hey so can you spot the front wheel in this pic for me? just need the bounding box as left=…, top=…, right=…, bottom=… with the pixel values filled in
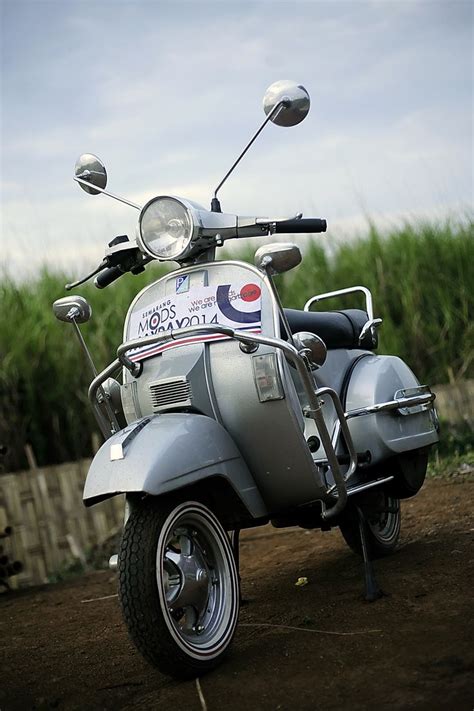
left=339, top=491, right=401, bottom=559
left=118, top=498, right=239, bottom=679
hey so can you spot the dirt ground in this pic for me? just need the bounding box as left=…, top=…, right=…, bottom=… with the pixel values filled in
left=1, top=476, right=473, bottom=711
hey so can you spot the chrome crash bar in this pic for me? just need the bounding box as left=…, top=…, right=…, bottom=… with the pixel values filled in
left=88, top=358, right=122, bottom=437
left=89, top=324, right=354, bottom=520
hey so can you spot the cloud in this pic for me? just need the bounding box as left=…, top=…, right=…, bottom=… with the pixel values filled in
left=1, top=0, right=472, bottom=276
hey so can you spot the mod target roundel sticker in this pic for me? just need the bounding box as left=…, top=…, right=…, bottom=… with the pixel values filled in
left=216, top=284, right=262, bottom=324
left=149, top=312, right=161, bottom=329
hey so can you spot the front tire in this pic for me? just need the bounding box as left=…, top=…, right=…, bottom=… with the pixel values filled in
left=339, top=491, right=401, bottom=559
left=118, top=498, right=239, bottom=679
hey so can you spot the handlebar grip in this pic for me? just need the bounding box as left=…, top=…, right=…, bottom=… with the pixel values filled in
left=274, top=218, right=327, bottom=234
left=94, top=266, right=124, bottom=289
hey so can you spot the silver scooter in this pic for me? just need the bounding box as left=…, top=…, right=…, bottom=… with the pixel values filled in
left=53, top=81, right=438, bottom=679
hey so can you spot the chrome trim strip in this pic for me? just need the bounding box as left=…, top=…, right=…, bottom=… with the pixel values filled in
left=346, top=476, right=395, bottom=496
left=345, top=392, right=435, bottom=420
left=109, top=417, right=152, bottom=460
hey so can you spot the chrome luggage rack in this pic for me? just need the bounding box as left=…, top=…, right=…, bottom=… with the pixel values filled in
left=304, top=285, right=382, bottom=345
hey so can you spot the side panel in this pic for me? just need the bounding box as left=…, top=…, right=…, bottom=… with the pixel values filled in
left=83, top=413, right=268, bottom=519
left=345, top=355, right=438, bottom=463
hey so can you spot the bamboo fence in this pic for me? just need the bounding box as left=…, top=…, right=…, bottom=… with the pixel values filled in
left=433, top=379, right=474, bottom=425
left=0, top=458, right=123, bottom=588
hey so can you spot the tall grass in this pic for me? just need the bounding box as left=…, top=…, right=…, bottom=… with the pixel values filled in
left=0, top=263, right=170, bottom=471
left=0, top=220, right=472, bottom=471
left=278, top=220, right=473, bottom=384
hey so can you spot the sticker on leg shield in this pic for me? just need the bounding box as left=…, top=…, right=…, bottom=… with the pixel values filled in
left=176, top=275, right=190, bottom=293
left=127, top=279, right=263, bottom=361
left=216, top=284, right=261, bottom=323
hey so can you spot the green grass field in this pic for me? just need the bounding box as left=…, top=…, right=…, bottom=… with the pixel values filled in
left=1, top=219, right=472, bottom=471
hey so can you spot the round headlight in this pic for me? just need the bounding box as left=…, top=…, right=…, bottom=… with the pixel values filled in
left=139, top=196, right=194, bottom=260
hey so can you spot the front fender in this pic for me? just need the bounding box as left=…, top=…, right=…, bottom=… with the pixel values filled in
left=83, top=413, right=267, bottom=519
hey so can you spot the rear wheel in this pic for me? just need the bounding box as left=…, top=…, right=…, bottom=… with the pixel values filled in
left=388, top=449, right=429, bottom=499
left=339, top=490, right=401, bottom=559
left=118, top=498, right=239, bottom=679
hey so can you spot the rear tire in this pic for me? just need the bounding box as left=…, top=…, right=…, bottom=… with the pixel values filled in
left=339, top=491, right=401, bottom=559
left=118, top=497, right=239, bottom=679
left=387, top=449, right=429, bottom=499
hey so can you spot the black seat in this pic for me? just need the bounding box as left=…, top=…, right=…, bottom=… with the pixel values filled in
left=284, top=308, right=377, bottom=350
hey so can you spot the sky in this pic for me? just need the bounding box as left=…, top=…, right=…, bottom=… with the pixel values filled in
left=1, top=0, right=472, bottom=276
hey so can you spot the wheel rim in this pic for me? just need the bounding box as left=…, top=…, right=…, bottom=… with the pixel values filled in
left=367, top=494, right=400, bottom=544
left=156, top=502, right=238, bottom=659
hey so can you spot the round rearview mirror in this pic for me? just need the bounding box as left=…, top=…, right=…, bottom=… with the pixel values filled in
left=263, top=80, right=310, bottom=127
left=254, top=243, right=302, bottom=275
left=293, top=331, right=327, bottom=369
left=53, top=295, right=92, bottom=324
left=75, top=153, right=107, bottom=195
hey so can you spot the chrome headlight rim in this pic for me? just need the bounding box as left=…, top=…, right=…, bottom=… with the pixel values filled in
left=138, top=195, right=197, bottom=261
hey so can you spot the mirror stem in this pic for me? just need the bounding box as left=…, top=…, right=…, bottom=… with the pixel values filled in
left=71, top=318, right=98, bottom=378
left=211, top=101, right=286, bottom=211
left=263, top=271, right=296, bottom=347
left=73, top=177, right=142, bottom=210
left=70, top=318, right=120, bottom=433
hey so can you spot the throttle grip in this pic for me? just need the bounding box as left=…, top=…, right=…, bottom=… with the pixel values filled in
left=94, top=266, right=123, bottom=289
left=274, top=218, right=327, bottom=234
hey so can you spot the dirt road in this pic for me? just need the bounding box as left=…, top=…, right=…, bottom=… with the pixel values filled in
left=1, top=477, right=473, bottom=710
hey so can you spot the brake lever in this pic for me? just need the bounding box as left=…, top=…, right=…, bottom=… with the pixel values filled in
left=65, top=242, right=150, bottom=291
left=255, top=212, right=303, bottom=226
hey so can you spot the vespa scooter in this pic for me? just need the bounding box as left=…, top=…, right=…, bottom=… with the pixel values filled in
left=53, top=80, right=438, bottom=679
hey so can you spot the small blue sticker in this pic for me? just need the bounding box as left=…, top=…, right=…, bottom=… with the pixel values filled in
left=176, top=275, right=190, bottom=293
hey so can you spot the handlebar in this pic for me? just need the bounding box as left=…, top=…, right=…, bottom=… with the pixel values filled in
left=71, top=214, right=327, bottom=291
left=95, top=266, right=124, bottom=289
left=273, top=218, right=327, bottom=234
